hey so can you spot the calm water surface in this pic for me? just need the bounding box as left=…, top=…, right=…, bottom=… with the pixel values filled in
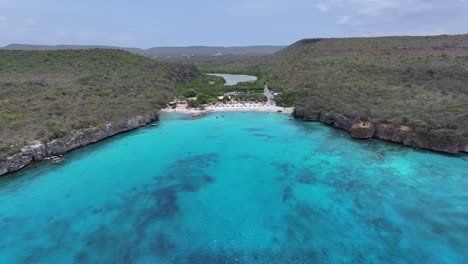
left=0, top=112, right=467, bottom=263
left=206, top=73, right=258, bottom=86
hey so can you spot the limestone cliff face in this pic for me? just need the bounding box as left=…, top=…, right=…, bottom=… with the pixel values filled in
left=461, top=139, right=468, bottom=153
left=293, top=107, right=468, bottom=154
left=351, top=123, right=376, bottom=139
left=375, top=124, right=465, bottom=154
left=293, top=108, right=354, bottom=132
left=319, top=112, right=354, bottom=132
left=0, top=113, right=158, bottom=176
left=292, top=107, right=320, bottom=121
left=375, top=124, right=416, bottom=146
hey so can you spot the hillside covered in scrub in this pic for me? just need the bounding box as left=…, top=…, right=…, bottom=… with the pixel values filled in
left=262, top=35, right=468, bottom=153
left=0, top=49, right=200, bottom=157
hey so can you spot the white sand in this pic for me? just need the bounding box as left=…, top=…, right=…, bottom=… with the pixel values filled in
left=160, top=103, right=293, bottom=114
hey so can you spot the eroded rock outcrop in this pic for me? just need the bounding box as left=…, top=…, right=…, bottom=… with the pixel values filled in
left=21, top=141, right=47, bottom=161
left=319, top=112, right=354, bottom=132
left=293, top=108, right=468, bottom=154
left=351, top=122, right=376, bottom=139
left=375, top=124, right=416, bottom=146
left=0, top=113, right=158, bottom=176
left=0, top=154, right=33, bottom=176
left=410, top=128, right=463, bottom=154
left=292, top=107, right=320, bottom=121
left=375, top=124, right=464, bottom=154
left=460, top=137, right=468, bottom=153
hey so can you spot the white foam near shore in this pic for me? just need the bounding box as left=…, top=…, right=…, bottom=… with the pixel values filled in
left=160, top=103, right=293, bottom=114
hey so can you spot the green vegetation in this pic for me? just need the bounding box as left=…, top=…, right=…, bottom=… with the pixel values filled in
left=4, top=35, right=466, bottom=155
left=0, top=49, right=200, bottom=156
left=261, top=35, right=468, bottom=135
left=162, top=54, right=265, bottom=76
left=177, top=75, right=226, bottom=97
left=175, top=74, right=266, bottom=107
left=174, top=35, right=468, bottom=145
left=162, top=53, right=272, bottom=106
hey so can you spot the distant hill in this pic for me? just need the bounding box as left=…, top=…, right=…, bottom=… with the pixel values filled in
left=1, top=44, right=285, bottom=58
left=263, top=34, right=468, bottom=153
left=142, top=46, right=285, bottom=57
left=1, top=44, right=140, bottom=53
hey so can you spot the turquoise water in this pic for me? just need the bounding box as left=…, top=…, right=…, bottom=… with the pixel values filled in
left=0, top=112, right=467, bottom=263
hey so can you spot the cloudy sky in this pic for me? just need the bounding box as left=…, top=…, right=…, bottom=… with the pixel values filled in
left=0, top=0, right=467, bottom=48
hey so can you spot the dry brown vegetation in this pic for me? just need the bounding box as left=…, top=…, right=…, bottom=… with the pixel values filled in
left=0, top=49, right=200, bottom=156
left=263, top=35, right=468, bottom=141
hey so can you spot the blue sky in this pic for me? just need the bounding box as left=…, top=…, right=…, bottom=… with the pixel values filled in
left=1, top=0, right=467, bottom=48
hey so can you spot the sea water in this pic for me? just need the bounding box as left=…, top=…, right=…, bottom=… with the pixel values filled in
left=0, top=112, right=467, bottom=263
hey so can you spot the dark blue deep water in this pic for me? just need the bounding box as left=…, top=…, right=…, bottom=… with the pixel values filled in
left=0, top=112, right=467, bottom=263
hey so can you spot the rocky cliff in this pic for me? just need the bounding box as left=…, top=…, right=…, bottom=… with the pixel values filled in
left=292, top=107, right=468, bottom=154
left=0, top=113, right=158, bottom=176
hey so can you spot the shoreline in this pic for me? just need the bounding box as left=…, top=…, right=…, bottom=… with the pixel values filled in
left=164, top=105, right=467, bottom=154
left=0, top=113, right=159, bottom=177
left=0, top=108, right=292, bottom=177
left=2, top=107, right=466, bottom=177
left=293, top=108, right=468, bottom=155
left=160, top=104, right=294, bottom=114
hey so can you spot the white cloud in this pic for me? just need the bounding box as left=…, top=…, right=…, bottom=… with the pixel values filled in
left=348, top=0, right=433, bottom=16
left=0, top=15, right=6, bottom=21
left=352, top=0, right=398, bottom=16
left=337, top=16, right=351, bottom=25
left=316, top=3, right=329, bottom=12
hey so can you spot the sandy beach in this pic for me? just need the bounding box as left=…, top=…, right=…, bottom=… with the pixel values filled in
left=160, top=103, right=293, bottom=114
left=160, top=73, right=294, bottom=115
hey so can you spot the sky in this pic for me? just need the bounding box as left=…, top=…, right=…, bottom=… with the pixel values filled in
left=1, top=0, right=468, bottom=48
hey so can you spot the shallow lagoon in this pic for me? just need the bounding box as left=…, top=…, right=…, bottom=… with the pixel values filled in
left=0, top=112, right=467, bottom=263
left=207, top=73, right=258, bottom=86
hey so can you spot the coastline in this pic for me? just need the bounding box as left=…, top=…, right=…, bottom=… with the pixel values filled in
left=0, top=113, right=159, bottom=177
left=160, top=103, right=294, bottom=114
left=164, top=104, right=466, bottom=154
left=0, top=106, right=292, bottom=177
left=2, top=105, right=466, bottom=177
left=293, top=107, right=468, bottom=155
